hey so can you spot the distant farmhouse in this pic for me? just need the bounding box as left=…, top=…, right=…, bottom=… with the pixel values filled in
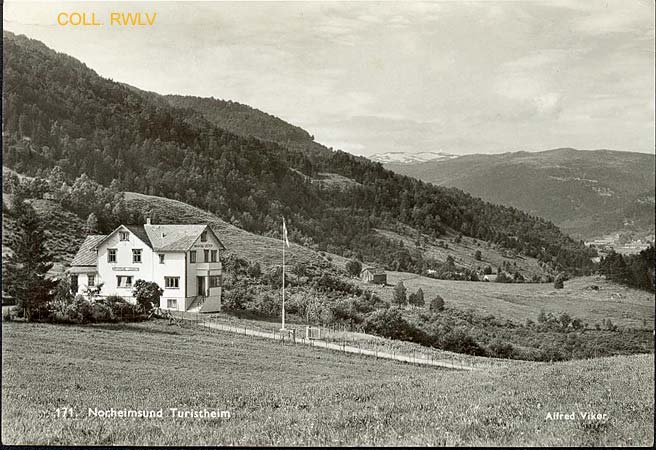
left=360, top=267, right=387, bottom=285
left=69, top=219, right=225, bottom=313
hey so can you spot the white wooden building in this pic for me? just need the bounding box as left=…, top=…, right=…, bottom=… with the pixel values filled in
left=69, top=219, right=225, bottom=312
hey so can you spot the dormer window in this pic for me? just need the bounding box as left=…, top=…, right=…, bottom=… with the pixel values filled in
left=119, top=231, right=130, bottom=241
left=200, top=231, right=207, bottom=242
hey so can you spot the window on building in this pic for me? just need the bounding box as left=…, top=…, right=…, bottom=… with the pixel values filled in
left=189, top=251, right=196, bottom=263
left=70, top=275, right=78, bottom=293
left=200, top=231, right=207, bottom=242
left=210, top=250, right=217, bottom=262
left=209, top=275, right=221, bottom=288
left=204, top=250, right=209, bottom=262
left=88, top=275, right=95, bottom=287
left=117, top=276, right=133, bottom=288
left=119, top=231, right=130, bottom=241
left=165, top=277, right=180, bottom=289
left=167, top=298, right=177, bottom=309
left=159, top=254, right=165, bottom=264
left=132, top=249, right=142, bottom=263
left=108, top=249, right=117, bottom=263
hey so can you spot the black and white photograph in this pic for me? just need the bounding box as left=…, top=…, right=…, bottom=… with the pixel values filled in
left=1, top=0, right=654, bottom=446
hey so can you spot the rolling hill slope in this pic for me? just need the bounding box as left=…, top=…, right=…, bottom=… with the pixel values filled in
left=384, top=148, right=655, bottom=240
left=123, top=192, right=335, bottom=269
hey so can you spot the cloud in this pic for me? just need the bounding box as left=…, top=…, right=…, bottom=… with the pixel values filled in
left=2, top=0, right=653, bottom=156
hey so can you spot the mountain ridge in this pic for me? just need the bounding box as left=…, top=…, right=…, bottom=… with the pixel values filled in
left=384, top=148, right=655, bottom=240
left=368, top=151, right=458, bottom=165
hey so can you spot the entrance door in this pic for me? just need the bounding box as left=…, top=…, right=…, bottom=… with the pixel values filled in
left=197, top=276, right=206, bottom=296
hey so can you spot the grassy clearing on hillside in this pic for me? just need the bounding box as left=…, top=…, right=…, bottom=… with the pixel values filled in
left=2, top=321, right=653, bottom=446
left=124, top=192, right=335, bottom=269
left=376, top=226, right=546, bottom=278
left=356, top=273, right=654, bottom=330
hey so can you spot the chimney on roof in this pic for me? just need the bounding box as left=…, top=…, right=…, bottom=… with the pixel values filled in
left=146, top=217, right=151, bottom=225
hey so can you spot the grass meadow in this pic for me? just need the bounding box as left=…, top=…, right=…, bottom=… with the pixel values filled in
left=359, top=273, right=655, bottom=330
left=2, top=320, right=653, bottom=446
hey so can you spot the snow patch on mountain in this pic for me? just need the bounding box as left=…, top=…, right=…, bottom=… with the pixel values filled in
left=368, top=151, right=459, bottom=164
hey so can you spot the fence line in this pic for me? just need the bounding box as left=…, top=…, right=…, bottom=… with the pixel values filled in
left=164, top=311, right=486, bottom=371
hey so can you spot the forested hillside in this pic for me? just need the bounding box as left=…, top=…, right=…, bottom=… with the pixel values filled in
left=2, top=31, right=596, bottom=275
left=165, top=94, right=316, bottom=148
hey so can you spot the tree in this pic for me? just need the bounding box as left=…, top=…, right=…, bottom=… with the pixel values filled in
left=429, top=295, right=444, bottom=312
left=496, top=272, right=512, bottom=283
left=247, top=261, right=262, bottom=278
left=363, top=307, right=412, bottom=340
left=559, top=312, right=572, bottom=330
left=409, top=288, right=425, bottom=308
left=346, top=259, right=362, bottom=277
left=85, top=212, right=99, bottom=234
left=484, top=265, right=493, bottom=275
left=554, top=273, right=565, bottom=289
left=393, top=281, right=407, bottom=305
left=132, top=280, right=163, bottom=312
left=537, top=309, right=547, bottom=323
left=2, top=196, right=56, bottom=320
left=474, top=250, right=482, bottom=261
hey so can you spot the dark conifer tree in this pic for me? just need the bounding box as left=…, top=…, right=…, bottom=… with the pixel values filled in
left=2, top=193, right=56, bottom=320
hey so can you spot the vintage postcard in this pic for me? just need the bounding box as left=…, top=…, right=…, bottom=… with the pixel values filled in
left=2, top=0, right=654, bottom=446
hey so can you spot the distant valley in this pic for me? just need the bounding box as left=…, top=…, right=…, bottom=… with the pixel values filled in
left=382, top=148, right=655, bottom=241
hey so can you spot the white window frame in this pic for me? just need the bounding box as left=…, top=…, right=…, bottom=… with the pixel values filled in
left=119, top=231, right=130, bottom=241
left=210, top=250, right=217, bottom=262
left=132, top=249, right=142, bottom=264
left=164, top=276, right=180, bottom=289
left=87, top=274, right=95, bottom=287
left=189, top=251, right=196, bottom=264
left=167, top=298, right=177, bottom=309
left=159, top=254, right=165, bottom=264
left=200, top=231, right=207, bottom=242
left=108, top=248, right=117, bottom=263
left=204, top=249, right=209, bottom=262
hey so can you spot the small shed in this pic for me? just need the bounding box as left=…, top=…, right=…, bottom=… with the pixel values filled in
left=360, top=267, right=387, bottom=285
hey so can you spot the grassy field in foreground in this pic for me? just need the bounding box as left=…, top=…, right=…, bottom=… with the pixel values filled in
left=355, top=273, right=654, bottom=330
left=2, top=321, right=653, bottom=446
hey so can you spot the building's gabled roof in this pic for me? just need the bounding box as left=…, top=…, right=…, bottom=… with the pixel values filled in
left=361, top=267, right=386, bottom=275
left=144, top=224, right=226, bottom=251
left=82, top=223, right=226, bottom=256
left=125, top=225, right=153, bottom=249
left=70, top=235, right=106, bottom=266
left=93, top=224, right=153, bottom=251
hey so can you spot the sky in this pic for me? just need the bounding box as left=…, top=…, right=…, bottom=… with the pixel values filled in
left=3, top=0, right=655, bottom=156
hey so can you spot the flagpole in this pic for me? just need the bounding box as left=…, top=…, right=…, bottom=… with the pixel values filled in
left=282, top=218, right=286, bottom=331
